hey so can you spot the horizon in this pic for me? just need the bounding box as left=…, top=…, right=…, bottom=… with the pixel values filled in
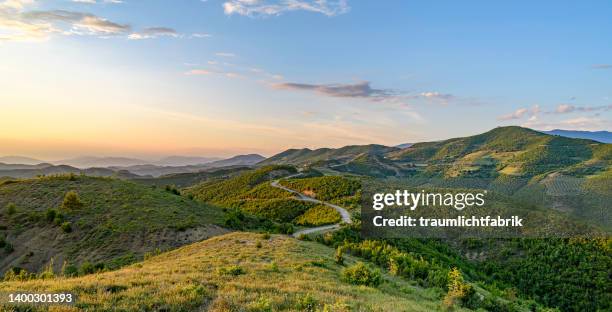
left=1, top=126, right=610, bottom=162
left=1, top=0, right=611, bottom=159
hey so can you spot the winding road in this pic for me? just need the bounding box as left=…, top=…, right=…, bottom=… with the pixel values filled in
left=270, top=175, right=352, bottom=237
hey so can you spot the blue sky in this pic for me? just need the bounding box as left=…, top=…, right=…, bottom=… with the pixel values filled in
left=0, top=0, right=610, bottom=158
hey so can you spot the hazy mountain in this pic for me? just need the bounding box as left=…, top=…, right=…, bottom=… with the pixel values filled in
left=0, top=156, right=45, bottom=165
left=53, top=156, right=149, bottom=168
left=155, top=156, right=221, bottom=166
left=0, top=164, right=141, bottom=179
left=542, top=129, right=612, bottom=143
left=207, top=154, right=265, bottom=167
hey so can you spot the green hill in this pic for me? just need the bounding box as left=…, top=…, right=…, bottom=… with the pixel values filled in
left=0, top=232, right=490, bottom=312
left=259, top=144, right=399, bottom=166
left=389, top=126, right=607, bottom=178
left=132, top=166, right=250, bottom=188
left=0, top=175, right=226, bottom=275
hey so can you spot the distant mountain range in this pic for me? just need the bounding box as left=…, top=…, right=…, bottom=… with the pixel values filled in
left=0, top=154, right=265, bottom=178
left=541, top=129, right=612, bottom=143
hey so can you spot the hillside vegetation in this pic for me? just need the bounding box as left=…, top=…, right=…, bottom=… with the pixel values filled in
left=0, top=175, right=226, bottom=275
left=0, top=232, right=467, bottom=312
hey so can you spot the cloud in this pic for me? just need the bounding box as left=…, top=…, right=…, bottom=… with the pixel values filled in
left=0, top=1, right=178, bottom=41
left=71, top=0, right=123, bottom=4
left=555, top=104, right=575, bottom=113
left=128, top=27, right=178, bottom=40
left=498, top=107, right=529, bottom=120
left=215, top=52, right=236, bottom=57
left=523, top=116, right=611, bottom=131
left=552, top=104, right=612, bottom=114
left=591, top=64, right=612, bottom=70
left=272, top=81, right=398, bottom=101
left=223, top=0, right=349, bottom=17
left=185, top=68, right=243, bottom=79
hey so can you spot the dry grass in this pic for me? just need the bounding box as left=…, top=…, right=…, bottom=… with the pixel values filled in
left=0, top=232, right=456, bottom=311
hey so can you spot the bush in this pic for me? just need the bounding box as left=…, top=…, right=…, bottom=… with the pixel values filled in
left=295, top=293, right=318, bottom=311
left=4, top=242, right=14, bottom=253
left=217, top=265, right=245, bottom=276
left=6, top=202, right=16, bottom=215
left=341, top=262, right=382, bottom=287
left=62, top=191, right=83, bottom=210
left=3, top=267, right=33, bottom=281
left=443, top=267, right=475, bottom=309
left=60, top=221, right=72, bottom=233
left=61, top=263, right=79, bottom=277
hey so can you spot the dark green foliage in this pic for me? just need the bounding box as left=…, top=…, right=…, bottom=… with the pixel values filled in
left=185, top=165, right=296, bottom=203
left=61, top=263, right=79, bottom=277
left=165, top=184, right=181, bottom=195
left=341, top=262, right=382, bottom=287
left=5, top=202, right=16, bottom=215
left=235, top=198, right=314, bottom=223
left=61, top=221, right=72, bottom=233
left=217, top=265, right=245, bottom=276
left=294, top=205, right=341, bottom=226
left=281, top=176, right=360, bottom=201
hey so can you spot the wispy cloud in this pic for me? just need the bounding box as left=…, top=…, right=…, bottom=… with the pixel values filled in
left=551, top=103, right=612, bottom=114
left=498, top=107, right=530, bottom=120
left=223, top=0, right=349, bottom=17
left=71, top=0, right=123, bottom=4
left=0, top=0, right=180, bottom=41
left=215, top=52, right=236, bottom=57
left=523, top=116, right=611, bottom=131
left=498, top=104, right=611, bottom=120
left=591, top=64, right=612, bottom=70
left=272, top=81, right=397, bottom=100
left=185, top=68, right=244, bottom=79
left=128, top=27, right=178, bottom=40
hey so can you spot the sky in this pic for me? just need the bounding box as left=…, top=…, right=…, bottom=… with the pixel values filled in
left=0, top=0, right=611, bottom=159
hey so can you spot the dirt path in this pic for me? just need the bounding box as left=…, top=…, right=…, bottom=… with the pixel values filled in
left=270, top=175, right=352, bottom=237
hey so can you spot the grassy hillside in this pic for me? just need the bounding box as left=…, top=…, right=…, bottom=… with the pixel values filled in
left=133, top=166, right=250, bottom=188
left=0, top=232, right=470, bottom=312
left=0, top=175, right=226, bottom=275
left=260, top=144, right=399, bottom=166
left=389, top=126, right=607, bottom=179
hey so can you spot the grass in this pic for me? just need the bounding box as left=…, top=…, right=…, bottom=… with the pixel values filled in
left=0, top=232, right=462, bottom=311
left=0, top=175, right=226, bottom=275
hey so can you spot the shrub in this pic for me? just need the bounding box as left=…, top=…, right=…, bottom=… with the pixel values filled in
left=341, top=262, right=382, bottom=287
left=295, top=293, right=318, bottom=311
left=60, top=221, right=72, bottom=233
left=217, top=265, right=245, bottom=276
left=0, top=235, right=5, bottom=248
left=62, top=191, right=83, bottom=210
left=335, top=246, right=345, bottom=265
left=45, top=209, right=58, bottom=222
left=4, top=243, right=14, bottom=253
left=3, top=267, right=33, bottom=281
left=61, top=262, right=79, bottom=277
left=443, top=267, right=475, bottom=309
left=256, top=241, right=263, bottom=248
left=6, top=202, right=16, bottom=215
left=261, top=233, right=271, bottom=240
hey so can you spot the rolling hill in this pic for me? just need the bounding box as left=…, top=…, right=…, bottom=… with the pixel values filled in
left=0, top=175, right=226, bottom=274
left=0, top=232, right=482, bottom=311
left=259, top=144, right=399, bottom=166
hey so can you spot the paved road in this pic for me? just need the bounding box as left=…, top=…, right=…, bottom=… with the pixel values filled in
left=270, top=175, right=352, bottom=237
